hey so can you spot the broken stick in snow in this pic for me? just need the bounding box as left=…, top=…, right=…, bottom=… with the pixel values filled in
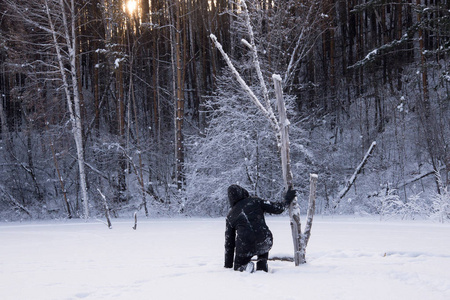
left=302, top=174, right=318, bottom=250
left=132, top=212, right=137, bottom=230
left=97, top=188, right=112, bottom=229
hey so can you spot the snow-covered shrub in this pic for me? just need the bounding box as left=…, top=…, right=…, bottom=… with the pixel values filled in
left=432, top=188, right=450, bottom=223
left=366, top=190, right=432, bottom=220
left=356, top=189, right=402, bottom=220
left=401, top=192, right=431, bottom=220
left=377, top=190, right=403, bottom=220
left=342, top=188, right=399, bottom=217
left=431, top=171, right=450, bottom=223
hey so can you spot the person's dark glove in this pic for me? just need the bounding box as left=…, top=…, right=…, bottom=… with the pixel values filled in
left=284, top=186, right=296, bottom=206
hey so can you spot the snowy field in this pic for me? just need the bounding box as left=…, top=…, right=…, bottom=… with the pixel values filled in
left=1, top=216, right=449, bottom=300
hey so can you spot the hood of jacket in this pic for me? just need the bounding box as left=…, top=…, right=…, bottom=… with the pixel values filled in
left=227, top=184, right=249, bottom=207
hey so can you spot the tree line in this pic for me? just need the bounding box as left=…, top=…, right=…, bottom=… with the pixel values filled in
left=0, top=0, right=449, bottom=220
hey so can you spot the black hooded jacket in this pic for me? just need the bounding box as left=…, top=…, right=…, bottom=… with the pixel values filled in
left=224, top=185, right=285, bottom=269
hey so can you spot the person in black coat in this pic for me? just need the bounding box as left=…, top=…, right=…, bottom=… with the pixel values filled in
left=224, top=184, right=296, bottom=272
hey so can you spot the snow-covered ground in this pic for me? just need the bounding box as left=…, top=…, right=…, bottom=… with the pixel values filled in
left=1, top=216, right=449, bottom=300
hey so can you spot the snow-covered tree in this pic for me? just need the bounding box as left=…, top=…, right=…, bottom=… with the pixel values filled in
left=208, top=0, right=319, bottom=265
left=184, top=71, right=307, bottom=215
left=3, top=0, right=89, bottom=218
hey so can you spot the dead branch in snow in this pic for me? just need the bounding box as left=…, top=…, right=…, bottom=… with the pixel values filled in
left=334, top=141, right=377, bottom=208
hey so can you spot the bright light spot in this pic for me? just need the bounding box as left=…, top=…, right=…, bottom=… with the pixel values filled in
left=126, top=0, right=137, bottom=14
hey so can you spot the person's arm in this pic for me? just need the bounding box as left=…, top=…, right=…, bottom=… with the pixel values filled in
left=260, top=200, right=285, bottom=214
left=224, top=220, right=235, bottom=268
left=260, top=187, right=297, bottom=214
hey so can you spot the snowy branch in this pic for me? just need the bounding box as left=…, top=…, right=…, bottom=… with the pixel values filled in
left=336, top=141, right=377, bottom=206
left=349, top=33, right=411, bottom=69
left=210, top=34, right=281, bottom=142
left=240, top=0, right=272, bottom=112
left=241, top=39, right=252, bottom=50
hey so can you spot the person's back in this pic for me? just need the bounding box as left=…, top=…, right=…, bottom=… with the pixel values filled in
left=224, top=184, right=295, bottom=272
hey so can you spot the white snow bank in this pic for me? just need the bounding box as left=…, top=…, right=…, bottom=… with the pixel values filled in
left=0, top=216, right=449, bottom=299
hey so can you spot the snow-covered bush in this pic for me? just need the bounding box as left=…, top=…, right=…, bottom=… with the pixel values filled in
left=401, top=192, right=432, bottom=220
left=352, top=188, right=402, bottom=219
left=345, top=189, right=432, bottom=220
left=432, top=188, right=450, bottom=223
left=431, top=171, right=450, bottom=223
left=377, top=190, right=403, bottom=220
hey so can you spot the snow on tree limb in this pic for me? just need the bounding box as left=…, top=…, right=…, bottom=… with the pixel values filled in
left=241, top=39, right=252, bottom=49
left=272, top=74, right=282, bottom=82
left=239, top=0, right=283, bottom=140
left=209, top=34, right=265, bottom=114
left=349, top=34, right=410, bottom=69
left=240, top=1, right=272, bottom=113
left=209, top=34, right=281, bottom=142
left=283, top=3, right=314, bottom=85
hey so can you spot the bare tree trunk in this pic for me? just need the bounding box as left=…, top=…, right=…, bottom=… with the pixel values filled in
left=67, top=0, right=89, bottom=219
left=274, top=75, right=318, bottom=265
left=45, top=0, right=89, bottom=218
left=116, top=51, right=127, bottom=203
left=415, top=0, right=441, bottom=193
left=273, top=75, right=302, bottom=264
left=97, top=188, right=112, bottom=229
left=132, top=211, right=138, bottom=230
left=303, top=174, right=318, bottom=248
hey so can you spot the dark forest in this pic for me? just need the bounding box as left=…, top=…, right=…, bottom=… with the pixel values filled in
left=0, top=0, right=449, bottom=220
